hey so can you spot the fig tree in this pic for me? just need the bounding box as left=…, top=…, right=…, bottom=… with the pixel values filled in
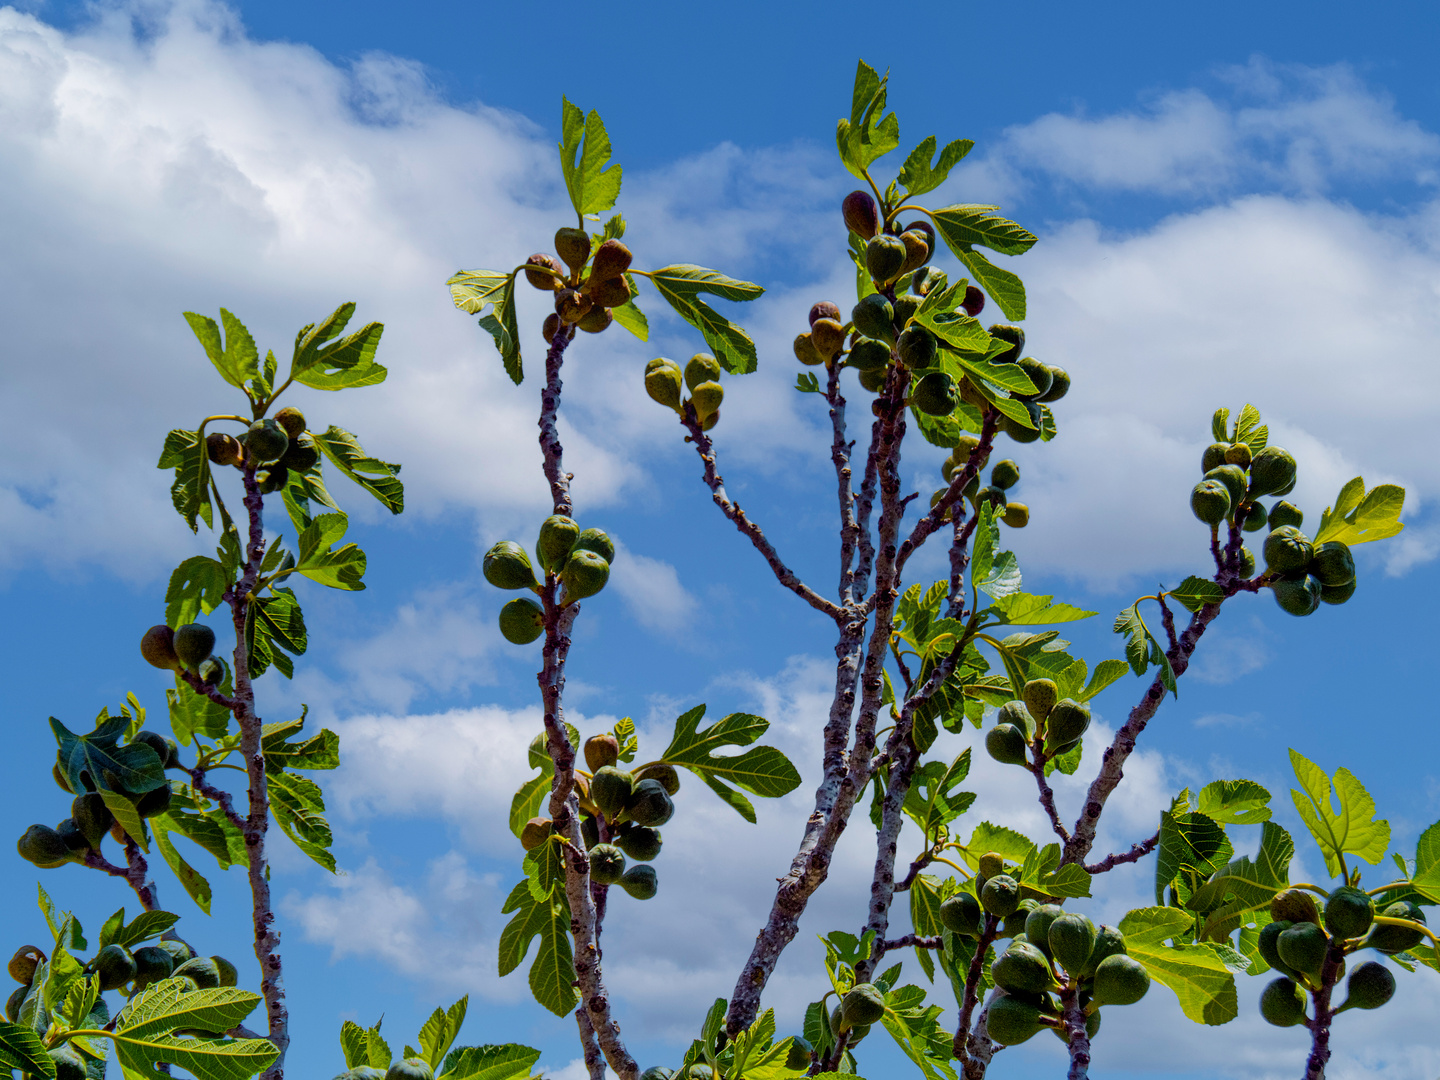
left=911, top=371, right=957, bottom=417
left=809, top=301, right=841, bottom=326
left=1264, top=526, right=1314, bottom=574
left=1324, top=886, right=1375, bottom=940
left=646, top=359, right=684, bottom=409
left=616, top=825, right=662, bottom=862
left=987, top=324, right=1025, bottom=364
left=839, top=983, right=886, bottom=1030
left=523, top=253, right=563, bottom=290
left=1365, top=901, right=1427, bottom=953
left=625, top=778, right=674, bottom=827
left=18, top=825, right=70, bottom=868
left=685, top=353, right=722, bottom=391
left=1015, top=356, right=1052, bottom=399
left=991, top=460, right=1021, bottom=491
left=842, top=191, right=879, bottom=238
left=246, top=419, right=289, bottom=466
left=206, top=432, right=244, bottom=467
left=793, top=332, right=825, bottom=366
left=1092, top=954, right=1150, bottom=1006
left=982, top=874, right=1021, bottom=917
left=554, top=228, right=591, bottom=274
left=1338, top=960, right=1394, bottom=1012
left=589, top=844, right=626, bottom=885
left=1271, top=574, right=1321, bottom=617
left=537, top=515, right=580, bottom=573
left=48, top=1045, right=85, bottom=1080
left=847, top=337, right=891, bottom=372
left=940, top=891, right=983, bottom=936
left=986, top=724, right=1028, bottom=766
left=140, top=624, right=181, bottom=670
left=1268, top=501, right=1303, bottom=530
left=1259, top=977, right=1307, bottom=1027
left=632, top=763, right=680, bottom=794
left=498, top=598, right=545, bottom=645
left=1271, top=889, right=1321, bottom=926
left=984, top=995, right=1045, bottom=1045
left=620, top=863, right=658, bottom=899
left=1249, top=446, right=1297, bottom=498
left=1310, top=541, right=1355, bottom=587
left=1276, top=921, right=1327, bottom=979
left=992, top=942, right=1053, bottom=995
left=173, top=623, right=217, bottom=670
left=896, top=325, right=937, bottom=369
left=591, top=766, right=634, bottom=818
left=93, top=944, right=137, bottom=991
left=1048, top=913, right=1098, bottom=975
left=386, top=1059, right=436, bottom=1080
left=591, top=239, right=632, bottom=282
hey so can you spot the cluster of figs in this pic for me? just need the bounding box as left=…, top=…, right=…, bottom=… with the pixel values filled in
left=1188, top=439, right=1358, bottom=615
left=140, top=619, right=227, bottom=686
left=6, top=937, right=236, bottom=1078
left=205, top=406, right=318, bottom=494
left=527, top=230, right=634, bottom=340
left=934, top=853, right=1149, bottom=1046
left=644, top=353, right=724, bottom=431
left=483, top=517, right=615, bottom=644
left=523, top=733, right=675, bottom=901
left=332, top=1061, right=444, bottom=1080
left=932, top=438, right=1031, bottom=529
left=19, top=724, right=187, bottom=869
left=1257, top=886, right=1428, bottom=1028
left=984, top=679, right=1091, bottom=769
left=791, top=190, right=1070, bottom=442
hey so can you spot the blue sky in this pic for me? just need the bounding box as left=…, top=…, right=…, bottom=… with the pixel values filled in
left=1, top=2, right=1438, bottom=1078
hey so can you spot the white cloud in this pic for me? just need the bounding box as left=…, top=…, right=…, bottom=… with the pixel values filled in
left=607, top=540, right=699, bottom=635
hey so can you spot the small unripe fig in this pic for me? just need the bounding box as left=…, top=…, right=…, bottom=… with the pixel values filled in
left=1003, top=402, right=1043, bottom=443
left=1249, top=445, right=1297, bottom=498
left=990, top=460, right=1021, bottom=490
left=211, top=955, right=238, bottom=987
left=137, top=784, right=172, bottom=818
left=1191, top=480, right=1231, bottom=526
left=891, top=294, right=921, bottom=328
left=1092, top=954, right=1150, bottom=1005
left=1044, top=699, right=1090, bottom=753
left=198, top=656, right=224, bottom=687
left=1242, top=502, right=1269, bottom=532
left=272, top=407, right=306, bottom=439
left=857, top=368, right=886, bottom=393
left=645, top=359, right=684, bottom=409
left=852, top=294, right=895, bottom=342
left=985, top=723, right=1028, bottom=766
left=542, top=313, right=562, bottom=344
left=984, top=995, right=1043, bottom=1046
left=141, top=624, right=181, bottom=670
left=896, top=325, right=938, bottom=369
left=1024, top=905, right=1064, bottom=950
left=387, top=1059, right=435, bottom=1080
left=940, top=891, right=983, bottom=936
left=1204, top=464, right=1247, bottom=508
left=17, top=825, right=69, bottom=868
left=784, top=1037, right=812, bottom=1072
left=589, top=275, right=632, bottom=308
left=555, top=288, right=592, bottom=324
left=498, top=598, right=545, bottom=645
left=1015, top=356, right=1052, bottom=399
left=1225, top=442, right=1253, bottom=468
left=1037, top=365, right=1069, bottom=403
left=1259, top=977, right=1307, bottom=1027
left=1339, top=960, right=1394, bottom=1011
left=701, top=409, right=720, bottom=432
left=991, top=941, right=1053, bottom=995
left=246, top=419, right=289, bottom=466
left=838, top=983, right=887, bottom=1030
left=911, top=371, right=957, bottom=417
left=685, top=353, right=722, bottom=391
left=1310, top=541, right=1355, bottom=587
left=93, top=944, right=138, bottom=991
left=977, top=852, right=1007, bottom=883
left=524, top=253, right=564, bottom=291
left=281, top=433, right=320, bottom=474
left=793, top=332, right=825, bottom=366
left=631, top=762, right=680, bottom=794
left=1048, top=913, right=1098, bottom=975
left=572, top=528, right=615, bottom=564
left=131, top=945, right=174, bottom=990
left=616, top=825, right=662, bottom=862
left=1201, top=443, right=1231, bottom=472
left=1264, top=526, right=1314, bottom=573
left=591, top=239, right=633, bottom=281
left=577, top=306, right=614, bottom=334
left=1320, top=578, right=1357, bottom=605
left=865, top=235, right=908, bottom=284
left=902, top=218, right=935, bottom=253
left=584, top=733, right=620, bottom=772
left=257, top=465, right=288, bottom=495
left=588, top=843, right=626, bottom=885
left=1272, top=573, right=1322, bottom=617
left=619, top=863, right=658, bottom=899
left=1324, top=886, right=1375, bottom=940
left=808, top=301, right=842, bottom=327
left=842, top=190, right=879, bottom=239
left=690, top=381, right=724, bottom=419
left=562, top=549, right=610, bottom=602
left=483, top=541, right=539, bottom=590
left=981, top=874, right=1021, bottom=917
left=1276, top=921, right=1327, bottom=978
left=1365, top=901, right=1426, bottom=953
left=591, top=766, right=634, bottom=818
left=961, top=286, right=985, bottom=317
left=554, top=228, right=591, bottom=273
left=988, top=324, right=1025, bottom=364
left=206, top=432, right=244, bottom=467
left=538, top=515, right=580, bottom=573
left=173, top=623, right=217, bottom=670
left=811, top=318, right=846, bottom=359
left=520, top=817, right=552, bottom=852
left=624, top=778, right=674, bottom=827
left=847, top=337, right=891, bottom=372
left=1269, top=501, right=1304, bottom=530
left=1237, top=545, right=1257, bottom=577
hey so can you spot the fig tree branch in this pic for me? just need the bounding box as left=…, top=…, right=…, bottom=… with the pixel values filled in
left=177, top=669, right=239, bottom=712
left=953, top=914, right=1000, bottom=1063
left=575, top=1008, right=607, bottom=1080
left=184, top=765, right=247, bottom=834
left=877, top=934, right=942, bottom=954
left=1303, top=943, right=1345, bottom=1080
left=1083, top=830, right=1160, bottom=875
left=681, top=410, right=843, bottom=621
left=1027, top=752, right=1071, bottom=845
left=81, top=844, right=158, bottom=911
left=895, top=409, right=999, bottom=577
left=825, top=361, right=862, bottom=604
left=541, top=326, right=577, bottom=518
left=1061, top=984, right=1092, bottom=1080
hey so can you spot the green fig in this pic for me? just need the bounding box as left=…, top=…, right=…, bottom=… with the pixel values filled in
left=857, top=368, right=886, bottom=393
left=997, top=700, right=1033, bottom=739
left=865, top=235, right=907, bottom=284
left=1249, top=446, right=1297, bottom=498
left=537, top=515, right=580, bottom=573
left=1338, top=960, right=1394, bottom=1011
left=387, top=1058, right=435, bottom=1080
left=896, top=325, right=937, bottom=369
left=1021, top=679, right=1057, bottom=723
left=1002, top=401, right=1043, bottom=443
left=137, top=784, right=172, bottom=819
left=640, top=1069, right=674, bottom=1080
left=561, top=549, right=610, bottom=602
left=70, top=794, right=111, bottom=849
left=554, top=228, right=591, bottom=274
left=991, top=460, right=1021, bottom=491
left=1320, top=578, right=1357, bottom=605
left=1080, top=924, right=1128, bottom=977
left=784, top=1036, right=812, bottom=1071
left=573, top=528, right=616, bottom=564
left=576, top=306, right=614, bottom=334
left=690, top=381, right=724, bottom=420
left=1037, top=366, right=1069, bottom=403
left=1001, top=503, right=1030, bottom=528
left=1365, top=901, right=1426, bottom=954
left=580, top=814, right=600, bottom=850
left=1238, top=546, right=1257, bottom=578
left=1200, top=443, right=1231, bottom=472
left=616, top=825, right=662, bottom=862
left=978, top=852, right=1007, bottom=883
left=1044, top=699, right=1090, bottom=754
left=1310, top=541, right=1355, bottom=587
left=483, top=542, right=537, bottom=590
left=982, top=875, right=1022, bottom=917
left=987, top=324, right=1025, bottom=364
left=281, top=433, right=320, bottom=473
left=624, top=779, right=674, bottom=827
left=913, top=266, right=946, bottom=296
left=940, top=891, right=983, bottom=936
left=131, top=946, right=175, bottom=989
left=55, top=819, right=88, bottom=855
left=173, top=623, right=217, bottom=670
left=839, top=982, right=887, bottom=1031
left=1276, top=921, right=1327, bottom=979
left=852, top=294, right=895, bottom=343
left=1242, top=501, right=1269, bottom=532
left=1003, top=899, right=1039, bottom=939
left=811, top=318, right=847, bottom=359
left=273, top=407, right=306, bottom=439
left=1258, top=920, right=1297, bottom=977
left=984, top=995, right=1044, bottom=1046
left=1024, top=905, right=1064, bottom=949
left=911, top=371, right=957, bottom=417
left=1324, top=886, right=1375, bottom=940
left=245, top=419, right=289, bottom=466
left=591, top=766, right=634, bottom=818
left=891, top=293, right=921, bottom=328
left=985, top=724, right=1028, bottom=766
left=1271, top=574, right=1321, bottom=617
left=1264, top=526, right=1314, bottom=574
left=1048, top=913, right=1098, bottom=975
left=632, top=762, right=681, bottom=794
left=1191, top=481, right=1231, bottom=526
left=847, top=337, right=891, bottom=372
left=498, top=598, right=545, bottom=645
left=1092, top=954, right=1150, bottom=1005
left=4, top=985, right=25, bottom=1022
left=684, top=354, right=722, bottom=392
left=1259, top=977, right=1307, bottom=1027
left=1015, top=357, right=1052, bottom=399
left=1204, top=464, right=1247, bottom=509
left=1271, top=889, right=1321, bottom=926
left=898, top=230, right=930, bottom=275
left=1224, top=442, right=1253, bottom=468
left=155, top=938, right=194, bottom=966
left=17, top=825, right=70, bottom=868
left=992, top=942, right=1054, bottom=995
left=140, top=624, right=181, bottom=670
left=645, top=360, right=685, bottom=409
left=620, top=863, right=658, bottom=899
left=588, top=843, right=626, bottom=885
left=93, top=944, right=137, bottom=991
left=1268, top=501, right=1304, bottom=530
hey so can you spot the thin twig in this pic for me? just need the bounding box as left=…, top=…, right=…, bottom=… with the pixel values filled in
left=1084, top=830, right=1160, bottom=875
left=953, top=915, right=1000, bottom=1061
left=540, top=326, right=576, bottom=517
left=1026, top=752, right=1071, bottom=845
left=825, top=362, right=862, bottom=604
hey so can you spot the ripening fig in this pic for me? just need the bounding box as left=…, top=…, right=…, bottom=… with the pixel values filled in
left=913, top=266, right=946, bottom=297
left=985, top=724, right=1028, bottom=766
left=793, top=332, right=825, bottom=366
left=690, top=381, right=724, bottom=420
left=520, top=817, right=553, bottom=852
left=483, top=541, right=539, bottom=590
left=589, top=275, right=631, bottom=308
left=838, top=983, right=887, bottom=1030
left=270, top=407, right=305, bottom=439
left=903, top=218, right=936, bottom=254
left=8, top=946, right=41, bottom=985
left=992, top=942, right=1053, bottom=995
left=990, top=459, right=1020, bottom=490
left=1241, top=501, right=1268, bottom=532
left=1310, top=540, right=1355, bottom=587
left=1003, top=401, right=1043, bottom=443
left=1365, top=901, right=1426, bottom=953
left=93, top=944, right=137, bottom=991
left=847, top=337, right=891, bottom=372
left=591, top=239, right=632, bottom=281
left=206, top=432, right=244, bottom=467
left=1263, top=526, right=1313, bottom=574
left=896, top=325, right=937, bottom=369
left=1015, top=357, right=1052, bottom=399
left=173, top=623, right=217, bottom=670
left=811, top=318, right=846, bottom=359
left=498, top=598, right=545, bottom=645
left=616, top=825, right=662, bottom=862
left=898, top=230, right=930, bottom=275
left=576, top=306, right=614, bottom=334
left=1021, top=679, right=1057, bottom=723
left=891, top=293, right=921, bottom=328
left=1048, top=913, right=1098, bottom=975
left=542, top=313, right=561, bottom=344
left=555, top=288, right=592, bottom=324
left=140, top=624, right=181, bottom=671
left=961, top=285, right=985, bottom=317
left=1276, top=921, right=1328, bottom=978
left=645, top=359, right=684, bottom=409
left=977, top=852, right=1007, bottom=887
left=1324, top=886, right=1375, bottom=940
left=584, top=734, right=620, bottom=774
left=1271, top=888, right=1321, bottom=926
left=588, top=843, right=626, bottom=885
left=554, top=228, right=591, bottom=274
left=1225, top=442, right=1253, bottom=468
left=1269, top=501, right=1303, bottom=530
left=524, top=253, right=564, bottom=291
left=842, top=190, right=879, bottom=238
left=1092, top=954, right=1150, bottom=1006
left=1201, top=443, right=1231, bottom=473
left=981, top=874, right=1021, bottom=917
left=911, top=371, right=957, bottom=417
left=246, top=419, right=289, bottom=466
left=685, top=353, right=722, bottom=391
left=1037, top=365, right=1069, bottom=403
left=1001, top=503, right=1030, bottom=528
left=809, top=301, right=841, bottom=327
left=624, top=778, right=674, bottom=827
left=632, top=763, right=680, bottom=794
left=387, top=1059, right=435, bottom=1080
left=1259, top=977, right=1307, bottom=1027
left=984, top=995, right=1044, bottom=1046
left=940, top=891, right=983, bottom=936
left=1204, top=464, right=1247, bottom=509
left=620, top=863, right=658, bottom=900
left=852, top=294, right=895, bottom=342
left=537, top=515, right=580, bottom=573
left=1272, top=574, right=1322, bottom=617
left=281, top=433, right=320, bottom=473
left=1248, top=445, right=1297, bottom=498
left=988, top=324, right=1025, bottom=364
